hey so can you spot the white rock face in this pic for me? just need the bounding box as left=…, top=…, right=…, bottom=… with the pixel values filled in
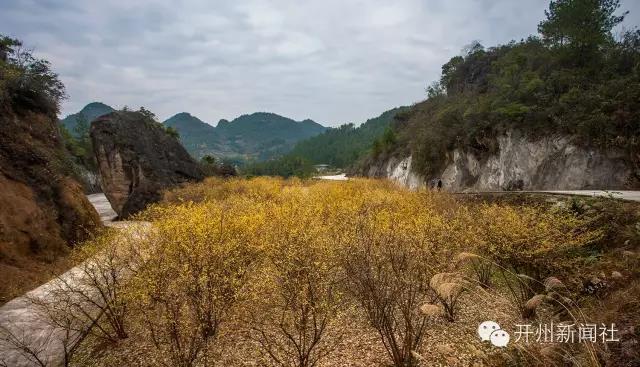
left=371, top=131, right=634, bottom=191
left=367, top=156, right=425, bottom=189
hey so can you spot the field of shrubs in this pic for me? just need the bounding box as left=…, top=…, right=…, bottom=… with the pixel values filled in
left=60, top=178, right=638, bottom=366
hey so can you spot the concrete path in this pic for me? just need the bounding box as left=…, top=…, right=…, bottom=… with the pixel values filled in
left=0, top=194, right=127, bottom=367
left=87, top=193, right=117, bottom=224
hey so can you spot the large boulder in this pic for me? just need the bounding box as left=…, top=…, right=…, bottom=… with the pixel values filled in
left=0, top=105, right=101, bottom=302
left=91, top=111, right=204, bottom=217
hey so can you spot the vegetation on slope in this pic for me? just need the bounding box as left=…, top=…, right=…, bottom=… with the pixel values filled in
left=164, top=111, right=327, bottom=160
left=0, top=35, right=100, bottom=302
left=286, top=106, right=408, bottom=168
left=366, top=0, right=640, bottom=178
left=60, top=102, right=114, bottom=135
left=51, top=177, right=640, bottom=367
left=242, top=106, right=408, bottom=177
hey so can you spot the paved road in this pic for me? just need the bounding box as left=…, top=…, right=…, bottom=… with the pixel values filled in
left=539, top=190, right=640, bottom=202
left=315, top=175, right=640, bottom=202
left=0, top=194, right=127, bottom=367
left=86, top=193, right=117, bottom=224
left=459, top=190, right=640, bottom=202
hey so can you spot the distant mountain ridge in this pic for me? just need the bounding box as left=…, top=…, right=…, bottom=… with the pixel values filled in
left=164, top=111, right=326, bottom=160
left=285, top=106, right=409, bottom=168
left=61, top=103, right=327, bottom=160
left=60, top=102, right=114, bottom=135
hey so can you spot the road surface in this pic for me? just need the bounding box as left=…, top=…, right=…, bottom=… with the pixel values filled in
left=458, top=190, right=640, bottom=202
left=538, top=190, right=640, bottom=202
left=0, top=194, right=129, bottom=367
left=315, top=173, right=348, bottom=181
left=315, top=175, right=640, bottom=202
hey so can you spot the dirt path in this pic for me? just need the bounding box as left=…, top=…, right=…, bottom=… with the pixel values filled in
left=0, top=194, right=133, bottom=367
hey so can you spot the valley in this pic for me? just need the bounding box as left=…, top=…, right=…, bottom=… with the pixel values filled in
left=2, top=0, right=640, bottom=366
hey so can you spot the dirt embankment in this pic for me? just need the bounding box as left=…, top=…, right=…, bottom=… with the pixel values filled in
left=0, top=105, right=101, bottom=303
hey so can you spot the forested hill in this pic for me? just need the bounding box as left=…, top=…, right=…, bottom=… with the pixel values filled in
left=362, top=0, right=640, bottom=179
left=286, top=106, right=409, bottom=168
left=241, top=106, right=408, bottom=178
left=61, top=105, right=327, bottom=161
left=164, top=111, right=327, bottom=160
left=60, top=102, right=114, bottom=135
left=163, top=112, right=222, bottom=158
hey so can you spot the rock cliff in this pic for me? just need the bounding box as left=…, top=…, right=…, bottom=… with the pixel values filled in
left=367, top=131, right=638, bottom=191
left=91, top=111, right=204, bottom=217
left=0, top=105, right=101, bottom=301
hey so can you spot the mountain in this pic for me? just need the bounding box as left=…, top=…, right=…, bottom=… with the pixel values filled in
left=285, top=106, right=409, bottom=168
left=61, top=104, right=327, bottom=161
left=163, top=112, right=222, bottom=158
left=241, top=106, right=409, bottom=178
left=60, top=102, right=114, bottom=135
left=164, top=112, right=327, bottom=160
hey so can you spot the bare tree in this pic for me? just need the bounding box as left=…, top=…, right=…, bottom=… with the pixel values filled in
left=36, top=233, right=131, bottom=343
left=248, top=238, right=344, bottom=367
left=342, top=228, right=436, bottom=367
left=0, top=323, right=53, bottom=367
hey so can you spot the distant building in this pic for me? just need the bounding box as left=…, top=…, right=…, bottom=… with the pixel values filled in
left=314, top=164, right=331, bottom=173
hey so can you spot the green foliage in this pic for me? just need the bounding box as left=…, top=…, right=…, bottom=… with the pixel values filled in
left=164, top=112, right=327, bottom=160
left=379, top=1, right=639, bottom=177
left=242, top=155, right=315, bottom=178
left=134, top=106, right=181, bottom=140
left=199, top=155, right=237, bottom=177
left=60, top=102, right=114, bottom=135
left=201, top=154, right=216, bottom=166
left=60, top=112, right=98, bottom=174
left=371, top=127, right=397, bottom=158
left=164, top=126, right=179, bottom=139
left=284, top=107, right=409, bottom=168
left=538, top=0, right=627, bottom=63
left=0, top=35, right=66, bottom=114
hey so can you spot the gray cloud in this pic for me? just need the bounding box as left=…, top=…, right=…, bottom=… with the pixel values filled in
left=1, top=0, right=639, bottom=126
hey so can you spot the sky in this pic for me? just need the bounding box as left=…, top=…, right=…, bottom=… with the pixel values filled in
left=1, top=0, right=639, bottom=127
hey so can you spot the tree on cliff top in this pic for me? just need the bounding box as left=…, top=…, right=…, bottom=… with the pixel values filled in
left=0, top=35, right=66, bottom=115
left=370, top=0, right=639, bottom=178
left=538, top=0, right=627, bottom=62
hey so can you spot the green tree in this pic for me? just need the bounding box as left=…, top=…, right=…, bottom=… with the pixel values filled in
left=164, top=126, right=180, bottom=139
left=201, top=155, right=216, bottom=166
left=538, top=0, right=627, bottom=60
left=73, top=112, right=90, bottom=140
left=0, top=35, right=66, bottom=114
left=138, top=106, right=157, bottom=122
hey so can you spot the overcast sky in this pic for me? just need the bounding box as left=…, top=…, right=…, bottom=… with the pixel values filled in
left=1, top=0, right=639, bottom=126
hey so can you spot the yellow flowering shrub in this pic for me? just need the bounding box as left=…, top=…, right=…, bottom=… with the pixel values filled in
left=102, top=177, right=600, bottom=366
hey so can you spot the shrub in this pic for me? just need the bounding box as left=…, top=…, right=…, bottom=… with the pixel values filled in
left=0, top=35, right=65, bottom=114
left=130, top=202, right=261, bottom=366
left=71, top=178, right=603, bottom=366
left=246, top=194, right=344, bottom=367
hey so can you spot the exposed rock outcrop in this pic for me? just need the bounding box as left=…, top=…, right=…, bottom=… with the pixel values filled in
left=368, top=131, right=638, bottom=191
left=366, top=156, right=425, bottom=190
left=91, top=111, right=204, bottom=217
left=0, top=105, right=101, bottom=302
